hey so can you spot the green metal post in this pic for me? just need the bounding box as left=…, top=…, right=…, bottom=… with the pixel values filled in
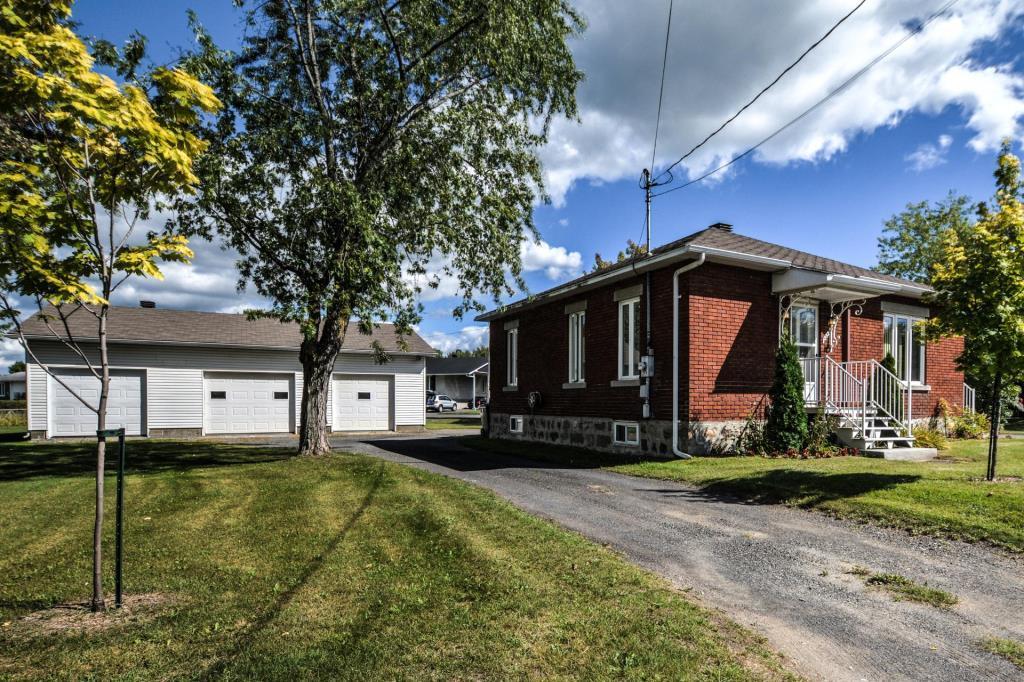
left=115, top=427, right=126, bottom=608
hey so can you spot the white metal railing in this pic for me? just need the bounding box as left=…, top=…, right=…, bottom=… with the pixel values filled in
left=963, top=383, right=976, bottom=413
left=798, top=356, right=912, bottom=439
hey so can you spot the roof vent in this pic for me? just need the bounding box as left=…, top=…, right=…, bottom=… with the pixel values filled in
left=139, top=300, right=156, bottom=308
left=709, top=222, right=733, bottom=232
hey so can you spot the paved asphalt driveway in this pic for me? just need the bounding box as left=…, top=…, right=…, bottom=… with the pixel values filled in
left=252, top=431, right=1024, bottom=681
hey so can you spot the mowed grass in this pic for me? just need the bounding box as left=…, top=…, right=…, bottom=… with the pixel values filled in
left=463, top=436, right=1024, bottom=552
left=0, top=439, right=790, bottom=681
left=425, top=416, right=481, bottom=430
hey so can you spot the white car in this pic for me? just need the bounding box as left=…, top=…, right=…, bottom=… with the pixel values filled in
left=427, top=394, right=458, bottom=412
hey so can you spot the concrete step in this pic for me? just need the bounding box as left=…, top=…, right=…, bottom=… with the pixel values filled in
left=863, top=447, right=937, bottom=461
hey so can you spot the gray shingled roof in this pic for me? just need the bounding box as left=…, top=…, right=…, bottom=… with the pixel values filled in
left=18, top=306, right=436, bottom=355
left=1, top=372, right=25, bottom=383
left=478, top=226, right=928, bottom=320
left=426, top=357, right=488, bottom=375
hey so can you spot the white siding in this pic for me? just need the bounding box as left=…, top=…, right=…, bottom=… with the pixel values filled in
left=27, top=362, right=47, bottom=431
left=149, top=368, right=203, bottom=430
left=25, top=340, right=427, bottom=433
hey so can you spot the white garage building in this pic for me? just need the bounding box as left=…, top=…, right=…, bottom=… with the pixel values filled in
left=20, top=306, right=435, bottom=439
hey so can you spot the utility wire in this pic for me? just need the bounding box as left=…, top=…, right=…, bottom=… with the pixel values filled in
left=654, top=0, right=867, bottom=183
left=652, top=0, right=961, bottom=198
left=649, top=0, right=675, bottom=177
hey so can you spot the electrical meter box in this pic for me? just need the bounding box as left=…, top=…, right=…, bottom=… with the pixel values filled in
left=639, top=355, right=655, bottom=378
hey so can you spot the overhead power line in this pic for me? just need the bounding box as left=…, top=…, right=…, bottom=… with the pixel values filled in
left=649, top=0, right=675, bottom=177
left=652, top=0, right=962, bottom=198
left=654, top=0, right=867, bottom=183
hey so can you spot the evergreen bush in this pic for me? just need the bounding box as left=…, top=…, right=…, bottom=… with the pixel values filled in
left=765, top=336, right=807, bottom=452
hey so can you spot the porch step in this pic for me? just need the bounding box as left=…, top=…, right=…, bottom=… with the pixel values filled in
left=863, top=447, right=937, bottom=461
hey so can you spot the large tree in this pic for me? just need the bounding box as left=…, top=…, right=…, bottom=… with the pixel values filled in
left=926, top=142, right=1024, bottom=481
left=0, top=0, right=218, bottom=610
left=180, top=0, right=583, bottom=454
left=876, top=191, right=976, bottom=283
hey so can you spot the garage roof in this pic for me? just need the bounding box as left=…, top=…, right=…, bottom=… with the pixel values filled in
left=18, top=306, right=436, bottom=355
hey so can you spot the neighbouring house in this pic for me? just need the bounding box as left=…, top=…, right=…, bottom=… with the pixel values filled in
left=426, top=357, right=489, bottom=406
left=18, top=305, right=435, bottom=438
left=479, top=223, right=971, bottom=456
left=0, top=372, right=26, bottom=400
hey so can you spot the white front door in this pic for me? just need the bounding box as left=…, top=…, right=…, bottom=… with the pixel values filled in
left=790, top=305, right=819, bottom=402
left=204, top=372, right=292, bottom=434
left=51, top=368, right=145, bottom=436
left=334, top=375, right=391, bottom=431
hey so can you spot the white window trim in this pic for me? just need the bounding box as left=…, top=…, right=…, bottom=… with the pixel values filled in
left=884, top=313, right=926, bottom=386
left=506, top=327, right=518, bottom=387
left=568, top=310, right=585, bottom=384
left=618, top=297, right=640, bottom=380
left=509, top=415, right=523, bottom=433
left=613, top=420, right=640, bottom=446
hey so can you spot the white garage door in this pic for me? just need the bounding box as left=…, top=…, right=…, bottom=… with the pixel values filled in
left=51, top=368, right=145, bottom=436
left=205, top=373, right=292, bottom=434
left=334, top=375, right=391, bottom=431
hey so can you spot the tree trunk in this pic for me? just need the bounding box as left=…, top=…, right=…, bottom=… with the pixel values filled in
left=298, top=314, right=347, bottom=455
left=91, top=307, right=111, bottom=612
left=987, top=370, right=1002, bottom=482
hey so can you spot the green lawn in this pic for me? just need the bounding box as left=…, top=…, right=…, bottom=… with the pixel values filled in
left=0, top=439, right=790, bottom=681
left=463, top=437, right=1024, bottom=552
left=425, top=416, right=481, bottom=430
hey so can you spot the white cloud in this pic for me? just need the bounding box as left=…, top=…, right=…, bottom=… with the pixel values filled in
left=906, top=133, right=955, bottom=171
left=540, top=0, right=1024, bottom=204
left=419, top=325, right=489, bottom=354
left=0, top=338, right=23, bottom=374
left=520, top=238, right=583, bottom=280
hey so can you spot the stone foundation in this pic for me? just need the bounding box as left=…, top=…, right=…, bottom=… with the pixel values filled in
left=487, top=412, right=748, bottom=456
left=395, top=424, right=427, bottom=433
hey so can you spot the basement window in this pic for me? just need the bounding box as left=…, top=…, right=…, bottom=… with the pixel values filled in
left=613, top=421, right=639, bottom=446
left=509, top=415, right=523, bottom=433
left=210, top=391, right=226, bottom=400
left=274, top=392, right=289, bottom=400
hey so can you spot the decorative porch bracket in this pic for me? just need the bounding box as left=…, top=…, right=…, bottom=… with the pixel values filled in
left=823, top=299, right=866, bottom=354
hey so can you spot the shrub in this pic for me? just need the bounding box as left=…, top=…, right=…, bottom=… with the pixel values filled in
left=805, top=413, right=840, bottom=454
left=764, top=336, right=807, bottom=453
left=735, top=411, right=768, bottom=455
left=912, top=426, right=948, bottom=450
left=937, top=398, right=990, bottom=439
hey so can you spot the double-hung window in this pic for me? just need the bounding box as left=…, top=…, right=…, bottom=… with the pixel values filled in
left=568, top=310, right=585, bottom=383
left=618, top=297, right=640, bottom=379
left=506, top=327, right=519, bottom=387
left=884, top=313, right=925, bottom=385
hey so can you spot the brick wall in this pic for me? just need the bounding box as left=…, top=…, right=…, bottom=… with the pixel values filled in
left=487, top=261, right=966, bottom=426
left=686, top=264, right=776, bottom=422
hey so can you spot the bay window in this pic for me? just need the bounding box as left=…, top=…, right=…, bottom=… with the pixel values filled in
left=618, top=297, right=640, bottom=379
left=883, top=313, right=925, bottom=384
left=568, top=310, right=585, bottom=383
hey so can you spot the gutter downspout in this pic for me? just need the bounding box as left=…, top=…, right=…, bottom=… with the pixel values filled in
left=672, top=252, right=707, bottom=459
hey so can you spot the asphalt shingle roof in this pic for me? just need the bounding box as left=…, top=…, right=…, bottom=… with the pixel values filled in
left=425, top=357, right=488, bottom=375
left=478, top=226, right=928, bottom=320
left=18, top=306, right=436, bottom=355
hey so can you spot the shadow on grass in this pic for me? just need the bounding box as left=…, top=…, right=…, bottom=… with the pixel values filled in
left=0, top=439, right=295, bottom=483
left=198, top=464, right=385, bottom=680
left=638, top=469, right=921, bottom=507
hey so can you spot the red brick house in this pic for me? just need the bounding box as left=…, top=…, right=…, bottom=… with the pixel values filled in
left=478, top=224, right=972, bottom=456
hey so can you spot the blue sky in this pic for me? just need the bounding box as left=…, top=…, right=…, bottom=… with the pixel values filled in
left=3, top=0, right=1021, bottom=367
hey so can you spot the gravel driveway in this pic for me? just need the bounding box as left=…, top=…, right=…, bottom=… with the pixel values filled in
left=251, top=431, right=1024, bottom=681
